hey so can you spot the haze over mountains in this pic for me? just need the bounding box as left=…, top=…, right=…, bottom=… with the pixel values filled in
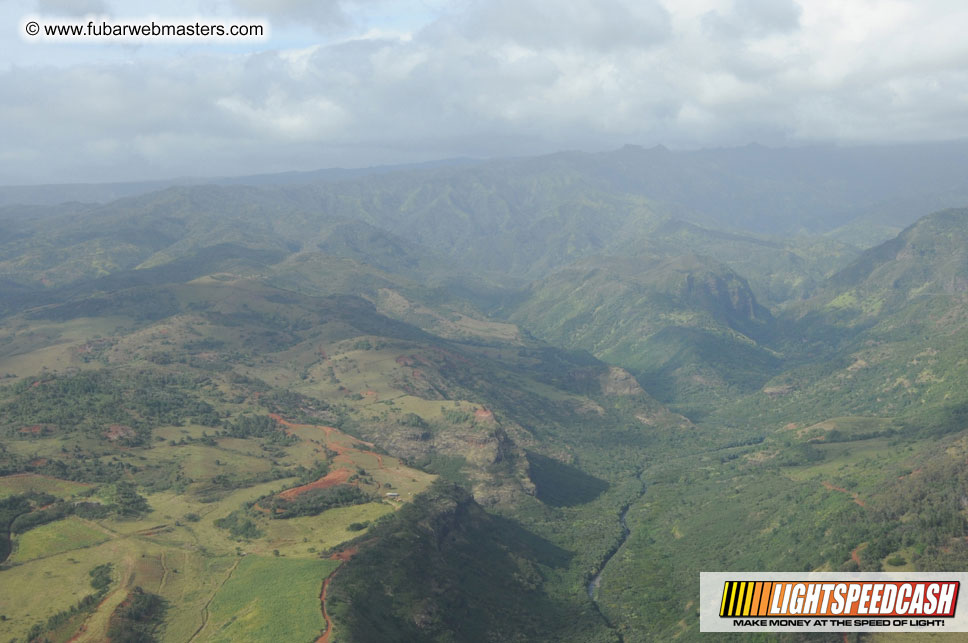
left=2, top=141, right=968, bottom=641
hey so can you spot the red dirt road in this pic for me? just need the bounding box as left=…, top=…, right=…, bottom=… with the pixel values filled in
left=278, top=468, right=352, bottom=500
left=316, top=548, right=360, bottom=643
left=317, top=576, right=335, bottom=643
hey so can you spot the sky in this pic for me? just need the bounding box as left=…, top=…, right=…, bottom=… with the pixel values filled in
left=2, top=0, right=968, bottom=184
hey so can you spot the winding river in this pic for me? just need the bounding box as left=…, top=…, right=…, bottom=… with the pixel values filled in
left=588, top=472, right=646, bottom=604
left=587, top=503, right=632, bottom=600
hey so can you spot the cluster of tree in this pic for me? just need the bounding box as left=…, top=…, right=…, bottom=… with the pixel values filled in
left=214, top=510, right=263, bottom=539
left=261, top=485, right=369, bottom=520
left=860, top=453, right=968, bottom=570
left=294, top=460, right=331, bottom=485
left=27, top=455, right=129, bottom=484
left=0, top=370, right=218, bottom=444
left=0, top=494, right=32, bottom=562
left=105, top=587, right=168, bottom=643
left=221, top=414, right=297, bottom=445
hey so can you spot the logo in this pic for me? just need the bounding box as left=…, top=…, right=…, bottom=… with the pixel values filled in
left=700, top=572, right=968, bottom=633
left=719, top=580, right=958, bottom=618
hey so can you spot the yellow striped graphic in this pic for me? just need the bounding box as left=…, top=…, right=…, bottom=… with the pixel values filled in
left=720, top=581, right=772, bottom=617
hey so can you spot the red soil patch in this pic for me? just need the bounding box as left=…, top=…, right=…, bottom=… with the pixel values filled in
left=269, top=413, right=375, bottom=448
left=104, top=424, right=135, bottom=441
left=474, top=408, right=494, bottom=422
left=19, top=425, right=44, bottom=435
left=362, top=390, right=377, bottom=398
left=29, top=458, right=49, bottom=467
left=278, top=468, right=352, bottom=500
left=329, top=546, right=358, bottom=562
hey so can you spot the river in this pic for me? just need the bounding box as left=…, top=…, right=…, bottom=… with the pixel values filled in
left=587, top=472, right=645, bottom=602
left=587, top=503, right=632, bottom=600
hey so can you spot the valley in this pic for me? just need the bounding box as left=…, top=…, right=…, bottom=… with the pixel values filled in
left=1, top=144, right=968, bottom=641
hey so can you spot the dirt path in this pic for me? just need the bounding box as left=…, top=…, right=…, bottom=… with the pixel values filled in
left=317, top=574, right=336, bottom=643
left=187, top=556, right=243, bottom=643
left=316, top=548, right=359, bottom=643
left=269, top=413, right=375, bottom=448
left=67, top=553, right=136, bottom=643
left=278, top=468, right=352, bottom=500
left=159, top=550, right=170, bottom=590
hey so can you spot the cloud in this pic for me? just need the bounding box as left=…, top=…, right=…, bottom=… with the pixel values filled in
left=459, top=0, right=671, bottom=52
left=3, top=0, right=968, bottom=183
left=34, top=0, right=110, bottom=16
left=703, top=0, right=802, bottom=39
left=228, top=0, right=346, bottom=28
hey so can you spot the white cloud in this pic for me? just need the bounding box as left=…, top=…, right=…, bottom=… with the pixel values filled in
left=34, top=0, right=110, bottom=16
left=3, top=0, right=968, bottom=183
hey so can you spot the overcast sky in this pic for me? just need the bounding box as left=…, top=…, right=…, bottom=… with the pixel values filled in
left=2, top=0, right=968, bottom=184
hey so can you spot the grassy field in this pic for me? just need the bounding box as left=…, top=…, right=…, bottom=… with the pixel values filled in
left=199, top=555, right=339, bottom=643
left=0, top=538, right=132, bottom=642
left=0, top=473, right=92, bottom=499
left=9, top=517, right=110, bottom=563
left=141, top=442, right=273, bottom=480
left=259, top=502, right=393, bottom=557
left=0, top=316, right=127, bottom=379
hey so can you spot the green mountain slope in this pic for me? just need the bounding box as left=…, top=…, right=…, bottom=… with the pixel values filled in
left=726, top=208, right=968, bottom=427
left=328, top=482, right=616, bottom=642
left=588, top=209, right=968, bottom=639
left=509, top=254, right=778, bottom=415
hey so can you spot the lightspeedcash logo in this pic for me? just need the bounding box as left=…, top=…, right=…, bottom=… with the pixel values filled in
left=719, top=580, right=957, bottom=618
left=701, top=572, right=967, bottom=633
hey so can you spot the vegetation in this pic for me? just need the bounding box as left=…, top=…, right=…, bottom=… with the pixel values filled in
left=202, top=555, right=338, bottom=643
left=106, top=587, right=167, bottom=643
left=328, top=482, right=616, bottom=642
left=2, top=158, right=968, bottom=642
left=262, top=486, right=370, bottom=519
left=24, top=563, right=113, bottom=642
left=214, top=510, right=263, bottom=540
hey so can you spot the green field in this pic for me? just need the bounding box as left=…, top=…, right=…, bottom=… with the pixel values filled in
left=9, top=517, right=110, bottom=563
left=0, top=473, right=92, bottom=499
left=0, top=540, right=130, bottom=642
left=200, top=555, right=339, bottom=643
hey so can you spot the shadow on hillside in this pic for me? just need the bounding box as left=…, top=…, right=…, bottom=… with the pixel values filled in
left=527, top=452, right=609, bottom=507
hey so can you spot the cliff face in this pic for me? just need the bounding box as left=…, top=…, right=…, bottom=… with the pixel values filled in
left=326, top=482, right=613, bottom=642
